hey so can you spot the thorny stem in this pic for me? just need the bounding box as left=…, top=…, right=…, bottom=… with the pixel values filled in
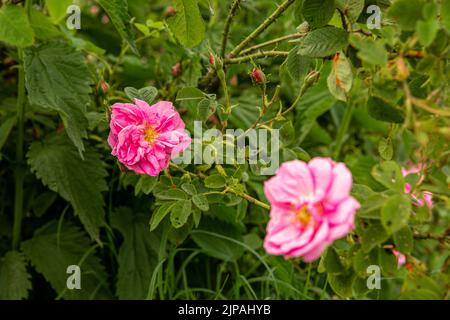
left=225, top=50, right=289, bottom=64
left=232, top=190, right=271, bottom=210
left=413, top=230, right=450, bottom=243
left=221, top=0, right=242, bottom=57
left=239, top=33, right=305, bottom=56
left=229, top=0, right=297, bottom=57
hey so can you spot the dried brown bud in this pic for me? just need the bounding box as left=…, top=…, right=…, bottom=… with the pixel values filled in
left=171, top=62, right=182, bottom=77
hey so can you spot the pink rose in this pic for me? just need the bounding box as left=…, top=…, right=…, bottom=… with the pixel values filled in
left=263, top=158, right=360, bottom=262
left=108, top=99, right=191, bottom=176
left=392, top=250, right=406, bottom=267
left=402, top=164, right=433, bottom=208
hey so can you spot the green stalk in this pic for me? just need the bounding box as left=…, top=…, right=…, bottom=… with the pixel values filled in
left=12, top=48, right=26, bottom=250
left=333, top=102, right=355, bottom=160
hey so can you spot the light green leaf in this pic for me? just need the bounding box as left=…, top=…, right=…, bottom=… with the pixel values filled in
left=388, top=0, right=425, bottom=31
left=170, top=199, right=192, bottom=228
left=0, top=5, right=34, bottom=47
left=192, top=194, right=209, bottom=211
left=150, top=202, right=176, bottom=231
left=350, top=35, right=388, bottom=66
left=302, top=0, right=336, bottom=29
left=167, top=0, right=205, bottom=48
left=0, top=251, right=31, bottom=300
left=27, top=135, right=107, bottom=241
left=29, top=8, right=63, bottom=40
left=24, top=41, right=93, bottom=156
left=327, top=52, right=353, bottom=101
left=371, top=161, right=405, bottom=192
left=381, top=194, right=411, bottom=234
left=336, top=0, right=364, bottom=22
left=124, top=86, right=158, bottom=105
left=111, top=208, right=159, bottom=299
left=416, top=20, right=438, bottom=47
left=134, top=175, right=158, bottom=196
left=181, top=183, right=197, bottom=196
left=442, top=0, right=450, bottom=33
left=297, top=26, right=349, bottom=58
left=46, top=0, right=72, bottom=23
left=361, top=221, right=389, bottom=253
left=327, top=271, right=355, bottom=298
left=21, top=221, right=110, bottom=299
left=96, top=0, right=138, bottom=55
left=204, top=174, right=226, bottom=189
left=378, top=138, right=393, bottom=160
left=393, top=226, right=413, bottom=254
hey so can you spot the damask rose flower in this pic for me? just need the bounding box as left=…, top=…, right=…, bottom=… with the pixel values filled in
left=263, top=158, right=360, bottom=262
left=108, top=99, right=191, bottom=176
left=402, top=164, right=433, bottom=208
left=384, top=245, right=406, bottom=268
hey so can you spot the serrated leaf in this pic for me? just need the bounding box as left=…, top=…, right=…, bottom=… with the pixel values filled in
left=327, top=271, right=355, bottom=298
left=150, top=202, right=176, bottom=231
left=181, top=183, right=197, bottom=196
left=111, top=207, right=159, bottom=299
left=170, top=199, right=192, bottom=228
left=96, top=0, right=138, bottom=55
left=134, top=175, right=158, bottom=196
left=46, top=0, right=72, bottom=23
left=0, top=251, right=31, bottom=300
left=167, top=0, right=205, bottom=48
left=297, top=26, right=349, bottom=58
left=24, top=41, right=93, bottom=156
left=336, top=0, right=364, bottom=22
left=327, top=52, right=353, bottom=101
left=285, top=47, right=311, bottom=82
left=378, top=138, right=393, bottom=160
left=349, top=35, right=388, bottom=66
left=367, top=96, right=404, bottom=123
left=361, top=221, right=389, bottom=253
left=393, top=226, right=413, bottom=254
left=321, top=247, right=345, bottom=274
left=302, top=0, right=336, bottom=29
left=381, top=194, right=411, bottom=234
left=21, top=221, right=110, bottom=299
left=138, top=87, right=158, bottom=105
left=27, top=135, right=107, bottom=241
left=0, top=5, right=34, bottom=47
left=192, top=194, right=209, bottom=211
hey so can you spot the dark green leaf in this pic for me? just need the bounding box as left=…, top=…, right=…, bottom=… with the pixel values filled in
left=0, top=251, right=31, bottom=300
left=297, top=26, right=349, bottom=58
left=302, top=0, right=335, bottom=28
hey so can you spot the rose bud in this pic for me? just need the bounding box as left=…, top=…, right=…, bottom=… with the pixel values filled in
left=97, top=79, right=109, bottom=94
left=171, top=62, right=182, bottom=77
left=164, top=6, right=177, bottom=18
left=251, top=68, right=266, bottom=84
left=209, top=53, right=215, bottom=66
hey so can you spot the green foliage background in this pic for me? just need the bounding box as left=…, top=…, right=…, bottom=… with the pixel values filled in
left=0, top=0, right=449, bottom=300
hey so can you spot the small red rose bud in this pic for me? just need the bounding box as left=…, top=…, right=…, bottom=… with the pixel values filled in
left=251, top=67, right=266, bottom=84
left=209, top=53, right=215, bottom=66
left=90, top=5, right=100, bottom=15
left=97, top=79, right=109, bottom=94
left=230, top=74, right=238, bottom=87
left=171, top=62, right=182, bottom=77
left=164, top=6, right=176, bottom=18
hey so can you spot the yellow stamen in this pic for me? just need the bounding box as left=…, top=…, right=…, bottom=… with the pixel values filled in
left=144, top=127, right=158, bottom=144
left=295, top=206, right=311, bottom=225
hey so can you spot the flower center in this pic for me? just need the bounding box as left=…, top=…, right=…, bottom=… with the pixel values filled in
left=144, top=127, right=158, bottom=144
left=295, top=206, right=311, bottom=225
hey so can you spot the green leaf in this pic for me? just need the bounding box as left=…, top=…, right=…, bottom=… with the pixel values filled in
left=353, top=248, right=378, bottom=276
left=327, top=271, right=355, bottom=298
left=388, top=0, right=425, bottom=31
left=21, top=221, right=110, bottom=299
left=442, top=0, right=450, bottom=33
left=285, top=47, right=311, bottom=82
left=393, top=226, right=413, bottom=254
left=154, top=189, right=187, bottom=200
left=124, top=86, right=158, bottom=105
left=302, top=0, right=336, bottom=29
left=192, top=194, right=209, bottom=211
left=111, top=208, right=159, bottom=299
left=96, top=0, right=138, bottom=55
left=0, top=5, right=34, bottom=47
left=371, top=161, right=405, bottom=192
left=46, top=0, right=72, bottom=23
left=27, top=135, right=107, bottom=241
left=204, top=174, right=226, bottom=189
left=321, top=247, right=345, bottom=274
left=170, top=199, right=192, bottom=228
left=327, top=52, right=353, bottom=101
left=367, top=96, right=404, bottom=123
left=150, top=202, right=176, bottom=231
left=191, top=216, right=244, bottom=261
left=181, top=183, right=197, bottom=196
left=416, top=20, right=439, bottom=48
left=336, top=0, right=364, bottom=22
left=24, top=41, right=93, bottom=156
left=378, top=138, right=393, bottom=160
left=297, top=26, right=349, bottom=58
left=134, top=175, right=158, bottom=196
left=361, top=221, right=389, bottom=253
left=350, top=36, right=388, bottom=66
left=0, top=117, right=15, bottom=153
left=29, top=8, right=63, bottom=40
left=167, top=0, right=206, bottom=48
left=381, top=194, right=411, bottom=234
left=0, top=251, right=31, bottom=300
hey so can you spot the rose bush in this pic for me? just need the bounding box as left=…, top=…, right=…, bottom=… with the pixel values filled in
left=0, top=0, right=448, bottom=300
